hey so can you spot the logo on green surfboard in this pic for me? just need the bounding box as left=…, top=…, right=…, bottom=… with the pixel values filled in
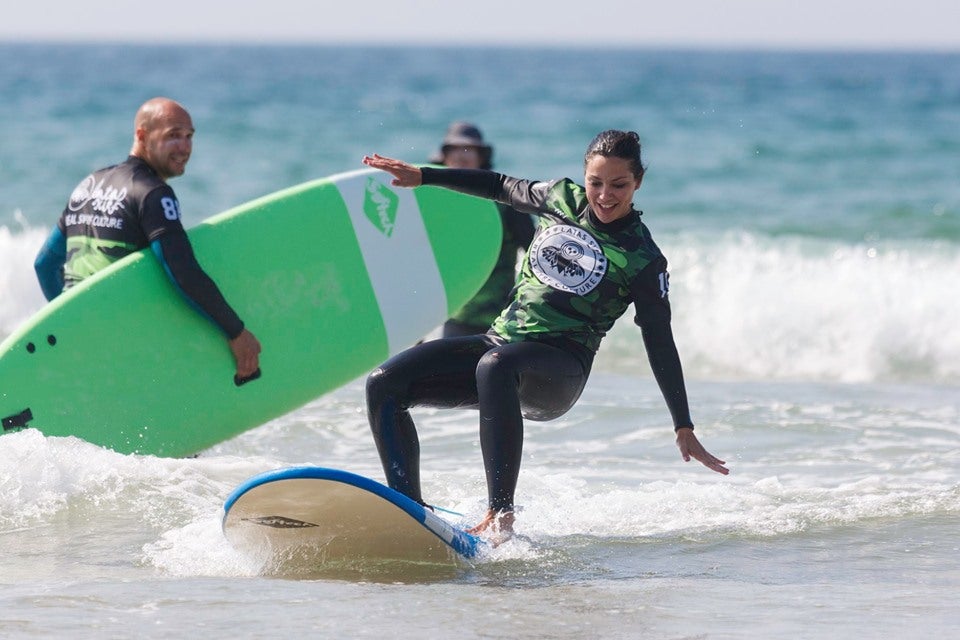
left=363, top=177, right=399, bottom=237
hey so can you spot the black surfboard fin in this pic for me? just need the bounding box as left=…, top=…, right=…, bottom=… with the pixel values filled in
left=234, top=368, right=262, bottom=387
left=2, top=408, right=33, bottom=431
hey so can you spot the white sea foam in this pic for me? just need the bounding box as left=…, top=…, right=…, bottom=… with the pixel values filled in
left=601, top=231, right=960, bottom=384
left=0, top=218, right=48, bottom=336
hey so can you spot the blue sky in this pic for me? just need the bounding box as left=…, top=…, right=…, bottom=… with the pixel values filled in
left=2, top=0, right=958, bottom=50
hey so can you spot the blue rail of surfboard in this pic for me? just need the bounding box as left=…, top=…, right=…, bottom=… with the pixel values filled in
left=222, top=466, right=480, bottom=558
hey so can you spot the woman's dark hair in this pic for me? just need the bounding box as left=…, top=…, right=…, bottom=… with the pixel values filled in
left=584, top=130, right=645, bottom=179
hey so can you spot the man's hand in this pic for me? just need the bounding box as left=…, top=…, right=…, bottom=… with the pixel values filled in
left=229, top=329, right=261, bottom=383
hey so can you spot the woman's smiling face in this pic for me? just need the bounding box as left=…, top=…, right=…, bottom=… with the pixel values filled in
left=584, top=155, right=643, bottom=224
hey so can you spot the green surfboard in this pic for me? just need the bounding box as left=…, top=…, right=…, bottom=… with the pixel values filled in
left=0, top=168, right=501, bottom=457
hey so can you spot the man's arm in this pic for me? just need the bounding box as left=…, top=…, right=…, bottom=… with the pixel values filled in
left=150, top=232, right=244, bottom=338
left=34, top=226, right=67, bottom=301
left=151, top=232, right=261, bottom=381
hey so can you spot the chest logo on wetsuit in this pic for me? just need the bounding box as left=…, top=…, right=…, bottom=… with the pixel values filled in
left=68, top=175, right=128, bottom=216
left=529, top=224, right=607, bottom=295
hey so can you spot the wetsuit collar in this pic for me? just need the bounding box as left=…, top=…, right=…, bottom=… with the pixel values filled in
left=127, top=155, right=161, bottom=179
left=586, top=207, right=641, bottom=233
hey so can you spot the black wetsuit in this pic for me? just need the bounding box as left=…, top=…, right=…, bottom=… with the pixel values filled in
left=367, top=167, right=692, bottom=513
left=34, top=156, right=244, bottom=338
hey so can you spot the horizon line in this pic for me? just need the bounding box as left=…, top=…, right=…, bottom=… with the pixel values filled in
left=1, top=37, right=958, bottom=54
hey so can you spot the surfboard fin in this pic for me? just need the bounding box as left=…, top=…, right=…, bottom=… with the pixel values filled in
left=234, top=368, right=262, bottom=387
left=2, top=408, right=33, bottom=431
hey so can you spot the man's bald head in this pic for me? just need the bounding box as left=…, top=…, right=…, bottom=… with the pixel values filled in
left=130, top=97, right=194, bottom=180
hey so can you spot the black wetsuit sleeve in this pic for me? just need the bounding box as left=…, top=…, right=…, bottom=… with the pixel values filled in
left=421, top=166, right=501, bottom=197
left=420, top=167, right=553, bottom=215
left=151, top=232, right=245, bottom=339
left=632, top=260, right=694, bottom=430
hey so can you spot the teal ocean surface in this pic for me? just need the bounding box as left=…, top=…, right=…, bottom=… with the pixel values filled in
left=1, top=44, right=958, bottom=639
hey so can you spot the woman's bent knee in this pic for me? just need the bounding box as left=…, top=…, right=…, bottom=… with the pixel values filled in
left=366, top=366, right=395, bottom=406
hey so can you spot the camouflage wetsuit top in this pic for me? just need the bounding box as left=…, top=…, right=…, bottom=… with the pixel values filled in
left=421, top=166, right=691, bottom=428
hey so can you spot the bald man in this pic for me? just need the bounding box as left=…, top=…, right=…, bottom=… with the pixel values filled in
left=34, top=97, right=261, bottom=383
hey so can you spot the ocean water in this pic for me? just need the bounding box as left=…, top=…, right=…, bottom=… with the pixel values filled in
left=1, top=44, right=959, bottom=638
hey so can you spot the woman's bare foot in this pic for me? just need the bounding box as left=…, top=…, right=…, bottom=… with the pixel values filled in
left=468, top=509, right=515, bottom=545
